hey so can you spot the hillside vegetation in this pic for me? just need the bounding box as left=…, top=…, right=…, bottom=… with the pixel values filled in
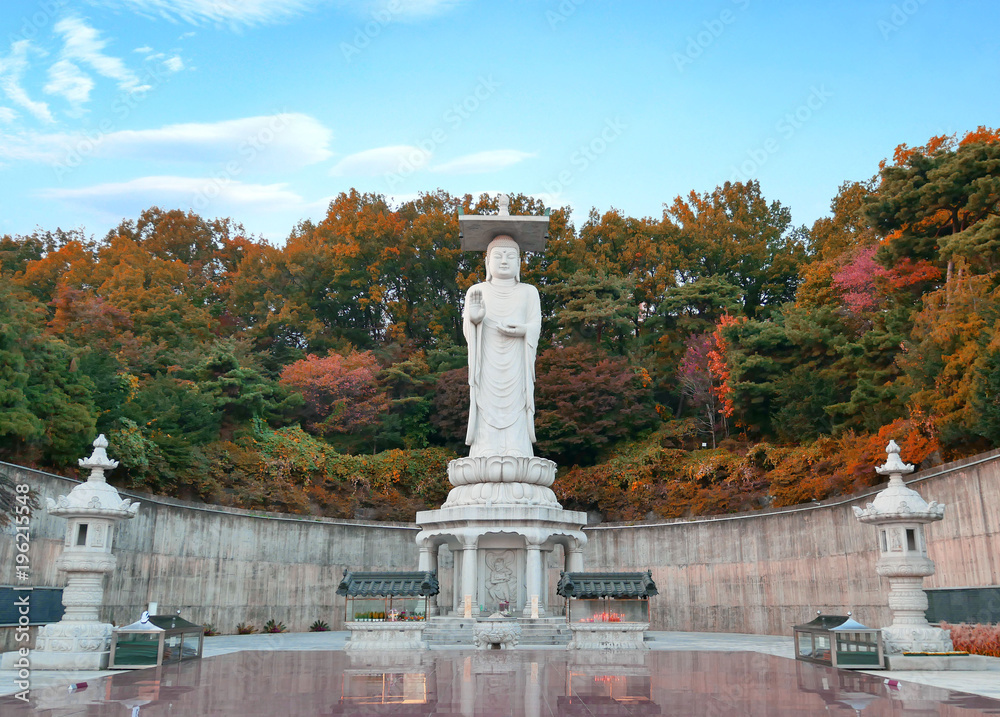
left=2, top=128, right=998, bottom=522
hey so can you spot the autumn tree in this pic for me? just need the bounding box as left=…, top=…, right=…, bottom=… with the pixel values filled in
left=549, top=268, right=637, bottom=349
left=866, top=128, right=1000, bottom=287
left=678, top=332, right=726, bottom=447
left=0, top=284, right=98, bottom=464
left=279, top=350, right=388, bottom=451
left=533, top=345, right=658, bottom=466
left=648, top=275, right=743, bottom=407
left=667, top=180, right=808, bottom=318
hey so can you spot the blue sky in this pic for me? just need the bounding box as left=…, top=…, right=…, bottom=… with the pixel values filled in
left=1, top=0, right=997, bottom=243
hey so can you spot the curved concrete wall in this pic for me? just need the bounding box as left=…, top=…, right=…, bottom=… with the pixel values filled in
left=0, top=463, right=419, bottom=636
left=582, top=449, right=1000, bottom=634
left=2, top=449, right=998, bottom=638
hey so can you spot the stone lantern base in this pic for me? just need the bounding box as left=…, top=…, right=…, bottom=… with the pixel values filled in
left=1, top=621, right=114, bottom=670
left=882, top=625, right=953, bottom=655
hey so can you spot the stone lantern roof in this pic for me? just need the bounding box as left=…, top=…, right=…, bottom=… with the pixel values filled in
left=46, top=434, right=140, bottom=520
left=852, top=441, right=945, bottom=525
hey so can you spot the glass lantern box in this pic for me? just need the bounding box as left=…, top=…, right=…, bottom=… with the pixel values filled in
left=347, top=596, right=428, bottom=622
left=567, top=597, right=650, bottom=623
left=793, top=614, right=884, bottom=669
left=109, top=613, right=205, bottom=669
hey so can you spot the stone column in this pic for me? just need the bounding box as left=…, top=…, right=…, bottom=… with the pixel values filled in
left=453, top=548, right=462, bottom=613
left=418, top=544, right=433, bottom=571
left=567, top=544, right=584, bottom=573
left=460, top=656, right=475, bottom=717
left=461, top=536, right=478, bottom=616
left=523, top=544, right=544, bottom=617
left=525, top=661, right=541, bottom=717
left=421, top=545, right=440, bottom=617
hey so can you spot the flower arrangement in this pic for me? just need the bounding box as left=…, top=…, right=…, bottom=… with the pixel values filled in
left=579, top=611, right=626, bottom=623
left=351, top=610, right=425, bottom=622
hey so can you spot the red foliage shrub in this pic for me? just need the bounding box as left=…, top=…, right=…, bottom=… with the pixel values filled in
left=279, top=350, right=387, bottom=436
left=940, top=622, right=1000, bottom=658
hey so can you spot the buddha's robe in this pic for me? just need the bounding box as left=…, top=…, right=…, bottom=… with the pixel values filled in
left=463, top=281, right=541, bottom=458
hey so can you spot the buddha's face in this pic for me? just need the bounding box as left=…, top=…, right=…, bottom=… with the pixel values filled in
left=488, top=245, right=519, bottom=280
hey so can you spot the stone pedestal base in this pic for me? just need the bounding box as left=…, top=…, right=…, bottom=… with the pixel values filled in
left=2, top=648, right=110, bottom=670
left=1, top=621, right=114, bottom=670
left=885, top=653, right=1000, bottom=670
left=882, top=625, right=953, bottom=655
left=345, top=622, right=427, bottom=651
left=567, top=622, right=648, bottom=650
left=415, top=504, right=588, bottom=618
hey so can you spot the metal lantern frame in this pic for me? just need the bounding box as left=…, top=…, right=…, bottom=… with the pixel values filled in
left=109, top=614, right=204, bottom=669
left=793, top=614, right=885, bottom=669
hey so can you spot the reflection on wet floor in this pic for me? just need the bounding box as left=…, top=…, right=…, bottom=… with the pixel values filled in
left=3, top=650, right=1000, bottom=716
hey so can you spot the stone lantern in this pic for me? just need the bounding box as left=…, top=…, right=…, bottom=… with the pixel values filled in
left=33, top=435, right=140, bottom=669
left=853, top=440, right=952, bottom=654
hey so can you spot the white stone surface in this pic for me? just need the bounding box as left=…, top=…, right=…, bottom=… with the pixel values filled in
left=854, top=441, right=952, bottom=654
left=458, top=194, right=550, bottom=251
left=344, top=621, right=427, bottom=651
left=473, top=620, right=521, bottom=649
left=567, top=622, right=649, bottom=650
left=416, top=209, right=587, bottom=619
left=463, top=235, right=540, bottom=461
left=14, top=435, right=138, bottom=670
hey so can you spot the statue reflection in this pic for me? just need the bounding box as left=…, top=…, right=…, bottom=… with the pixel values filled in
left=335, top=651, right=657, bottom=717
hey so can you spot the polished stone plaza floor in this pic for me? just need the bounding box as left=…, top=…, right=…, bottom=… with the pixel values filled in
left=2, top=633, right=1000, bottom=716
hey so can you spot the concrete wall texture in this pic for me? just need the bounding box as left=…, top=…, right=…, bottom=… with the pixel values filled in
left=1, top=448, right=997, bottom=637
left=584, top=449, right=1000, bottom=634
left=0, top=463, right=419, bottom=636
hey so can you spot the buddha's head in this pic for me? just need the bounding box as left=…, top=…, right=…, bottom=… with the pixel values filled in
left=485, top=235, right=520, bottom=282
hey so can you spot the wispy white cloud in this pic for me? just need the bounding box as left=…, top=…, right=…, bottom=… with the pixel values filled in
left=40, top=175, right=307, bottom=210
left=45, top=59, right=95, bottom=107
left=103, top=114, right=333, bottom=169
left=0, top=114, right=333, bottom=170
left=86, top=0, right=467, bottom=27
left=0, top=107, right=17, bottom=123
left=133, top=45, right=153, bottom=54
left=87, top=0, right=322, bottom=27
left=38, top=175, right=333, bottom=241
left=432, top=149, right=534, bottom=174
left=54, top=17, right=150, bottom=94
left=331, top=144, right=430, bottom=175
left=0, top=40, right=54, bottom=123
left=356, top=0, right=469, bottom=20
left=0, top=128, right=87, bottom=163
left=164, top=55, right=184, bottom=72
